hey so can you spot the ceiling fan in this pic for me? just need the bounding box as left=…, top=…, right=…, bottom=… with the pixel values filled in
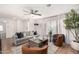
left=23, top=9, right=42, bottom=16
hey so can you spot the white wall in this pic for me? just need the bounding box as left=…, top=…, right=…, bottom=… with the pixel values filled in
left=6, top=20, right=17, bottom=38
left=16, top=20, right=24, bottom=32
left=28, top=18, right=47, bottom=36
left=0, top=17, right=28, bottom=38
left=0, top=21, right=6, bottom=33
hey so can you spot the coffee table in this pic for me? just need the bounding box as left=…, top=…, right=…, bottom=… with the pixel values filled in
left=28, top=37, right=48, bottom=47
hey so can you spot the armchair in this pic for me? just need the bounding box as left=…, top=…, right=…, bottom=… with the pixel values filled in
left=52, top=34, right=65, bottom=47
left=22, top=44, right=48, bottom=54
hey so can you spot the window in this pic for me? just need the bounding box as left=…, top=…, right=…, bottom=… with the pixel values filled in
left=0, top=25, right=3, bottom=31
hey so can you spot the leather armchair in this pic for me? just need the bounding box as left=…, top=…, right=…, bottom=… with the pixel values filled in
left=22, top=44, right=48, bottom=54
left=52, top=34, right=65, bottom=47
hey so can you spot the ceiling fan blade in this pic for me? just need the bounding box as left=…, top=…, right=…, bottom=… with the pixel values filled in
left=30, top=9, right=34, bottom=14
left=23, top=9, right=31, bottom=15
left=37, top=14, right=41, bottom=16
left=23, top=9, right=29, bottom=13
left=34, top=10, right=38, bottom=13
left=24, top=14, right=30, bottom=15
left=33, top=13, right=41, bottom=16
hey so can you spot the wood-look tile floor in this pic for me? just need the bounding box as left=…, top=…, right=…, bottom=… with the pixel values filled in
left=48, top=42, right=79, bottom=54
left=55, top=44, right=79, bottom=54
left=2, top=39, right=79, bottom=54
left=1, top=38, right=22, bottom=54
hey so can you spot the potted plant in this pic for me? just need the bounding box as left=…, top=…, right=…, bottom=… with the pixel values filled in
left=64, top=9, right=79, bottom=50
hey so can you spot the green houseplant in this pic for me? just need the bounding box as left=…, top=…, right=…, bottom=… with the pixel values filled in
left=64, top=9, right=79, bottom=50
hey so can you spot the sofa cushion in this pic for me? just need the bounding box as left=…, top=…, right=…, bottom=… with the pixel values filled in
left=16, top=32, right=24, bottom=38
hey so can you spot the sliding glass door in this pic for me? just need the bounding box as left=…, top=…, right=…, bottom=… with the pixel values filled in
left=46, top=14, right=70, bottom=44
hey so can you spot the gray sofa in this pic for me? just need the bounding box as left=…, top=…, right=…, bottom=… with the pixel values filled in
left=13, top=31, right=33, bottom=46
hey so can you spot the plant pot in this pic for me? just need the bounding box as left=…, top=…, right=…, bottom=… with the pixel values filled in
left=71, top=41, right=79, bottom=51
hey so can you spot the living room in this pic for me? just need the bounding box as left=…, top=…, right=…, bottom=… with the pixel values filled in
left=0, top=4, right=79, bottom=54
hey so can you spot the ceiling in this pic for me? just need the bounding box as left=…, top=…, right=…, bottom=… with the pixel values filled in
left=0, top=4, right=79, bottom=20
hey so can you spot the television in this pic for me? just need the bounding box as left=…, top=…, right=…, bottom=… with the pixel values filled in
left=0, top=25, right=3, bottom=31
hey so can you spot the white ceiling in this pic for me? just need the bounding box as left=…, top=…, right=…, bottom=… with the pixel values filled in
left=0, top=4, right=79, bottom=20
